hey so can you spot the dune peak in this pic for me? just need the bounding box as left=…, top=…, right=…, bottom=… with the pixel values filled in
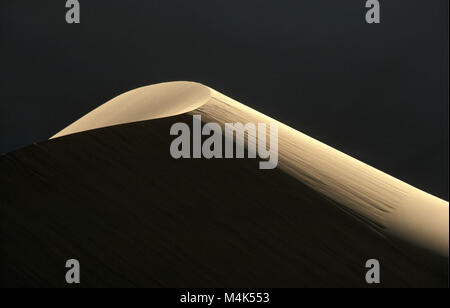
left=52, top=81, right=211, bottom=139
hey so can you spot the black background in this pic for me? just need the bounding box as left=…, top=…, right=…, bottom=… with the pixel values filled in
left=1, top=0, right=448, bottom=199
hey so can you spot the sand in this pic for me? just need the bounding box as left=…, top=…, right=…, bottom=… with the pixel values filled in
left=2, top=115, right=447, bottom=287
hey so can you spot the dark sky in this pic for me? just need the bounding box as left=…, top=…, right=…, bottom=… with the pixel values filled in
left=1, top=0, right=448, bottom=199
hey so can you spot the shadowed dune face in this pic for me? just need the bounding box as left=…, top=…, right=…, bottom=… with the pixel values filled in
left=0, top=115, right=447, bottom=287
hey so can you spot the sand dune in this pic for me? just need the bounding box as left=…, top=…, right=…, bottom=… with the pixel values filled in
left=52, top=81, right=449, bottom=258
left=1, top=81, right=447, bottom=287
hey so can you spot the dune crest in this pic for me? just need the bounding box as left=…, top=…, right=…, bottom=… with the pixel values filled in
left=52, top=82, right=211, bottom=139
left=51, top=81, right=449, bottom=258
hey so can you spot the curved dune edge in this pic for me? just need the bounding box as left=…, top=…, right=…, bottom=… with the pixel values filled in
left=51, top=82, right=212, bottom=139
left=51, top=81, right=449, bottom=257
